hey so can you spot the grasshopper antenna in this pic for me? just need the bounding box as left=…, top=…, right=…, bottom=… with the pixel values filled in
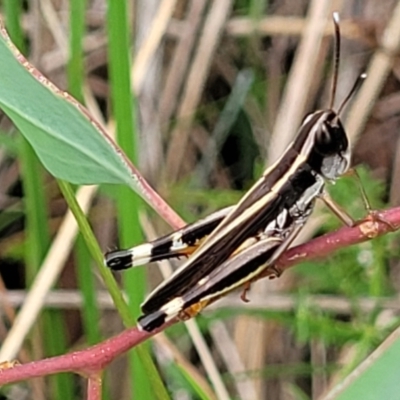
left=329, top=12, right=367, bottom=116
left=337, top=72, right=367, bottom=116
left=329, top=12, right=341, bottom=110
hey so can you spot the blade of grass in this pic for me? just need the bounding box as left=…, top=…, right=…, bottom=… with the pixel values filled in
left=67, top=0, right=102, bottom=348
left=20, top=145, right=49, bottom=277
left=106, top=1, right=169, bottom=399
left=3, top=0, right=24, bottom=50
left=4, top=2, right=73, bottom=398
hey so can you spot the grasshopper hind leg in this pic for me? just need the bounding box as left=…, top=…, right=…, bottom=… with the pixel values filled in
left=105, top=206, right=232, bottom=271
left=105, top=250, right=137, bottom=270
left=105, top=243, right=154, bottom=270
left=137, top=236, right=283, bottom=332
left=137, top=310, right=167, bottom=332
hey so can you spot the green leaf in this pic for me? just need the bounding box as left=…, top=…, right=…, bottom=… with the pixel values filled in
left=326, top=330, right=400, bottom=400
left=0, top=32, right=134, bottom=188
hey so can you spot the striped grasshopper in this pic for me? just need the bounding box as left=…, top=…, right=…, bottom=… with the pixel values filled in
left=105, top=13, right=365, bottom=332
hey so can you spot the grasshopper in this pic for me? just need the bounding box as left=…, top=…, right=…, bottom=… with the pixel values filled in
left=106, top=13, right=365, bottom=332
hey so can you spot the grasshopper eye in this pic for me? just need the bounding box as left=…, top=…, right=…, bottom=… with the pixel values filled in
left=314, top=124, right=336, bottom=155
left=315, top=121, right=348, bottom=156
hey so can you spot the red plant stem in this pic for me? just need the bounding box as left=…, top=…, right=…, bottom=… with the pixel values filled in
left=0, top=324, right=158, bottom=384
left=0, top=207, right=399, bottom=385
left=274, top=206, right=400, bottom=273
left=87, top=373, right=103, bottom=400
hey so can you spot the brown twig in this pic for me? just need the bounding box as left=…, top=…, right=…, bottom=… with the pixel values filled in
left=164, top=0, right=234, bottom=182
left=226, top=16, right=366, bottom=41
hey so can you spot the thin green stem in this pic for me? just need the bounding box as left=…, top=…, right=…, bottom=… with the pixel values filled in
left=57, top=180, right=135, bottom=327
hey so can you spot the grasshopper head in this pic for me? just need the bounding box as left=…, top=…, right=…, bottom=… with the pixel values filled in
left=314, top=111, right=350, bottom=180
